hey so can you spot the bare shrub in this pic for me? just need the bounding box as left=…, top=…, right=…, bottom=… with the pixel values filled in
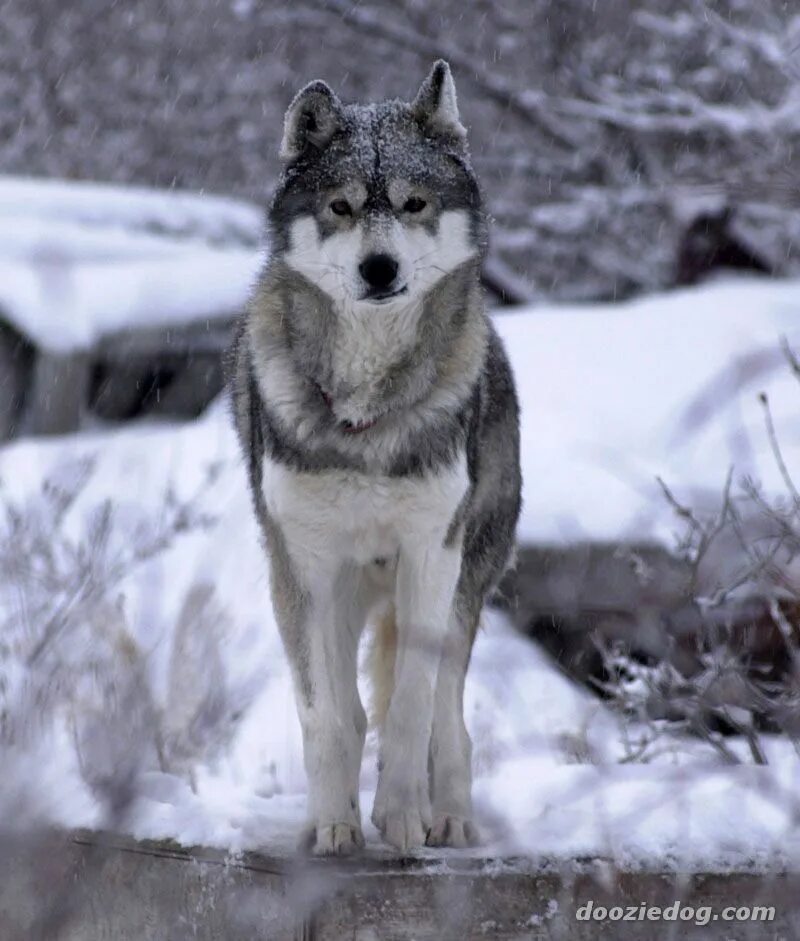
left=0, top=457, right=249, bottom=820
left=598, top=341, right=800, bottom=765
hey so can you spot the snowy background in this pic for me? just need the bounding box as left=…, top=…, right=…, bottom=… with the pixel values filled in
left=2, top=0, right=800, bottom=911
left=4, top=0, right=800, bottom=301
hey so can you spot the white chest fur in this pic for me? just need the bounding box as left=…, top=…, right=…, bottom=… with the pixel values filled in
left=261, top=453, right=468, bottom=567
left=331, top=294, right=423, bottom=395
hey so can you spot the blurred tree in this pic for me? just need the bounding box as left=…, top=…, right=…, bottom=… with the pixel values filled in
left=1, top=0, right=799, bottom=302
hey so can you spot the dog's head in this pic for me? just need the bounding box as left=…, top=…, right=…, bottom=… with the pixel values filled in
left=269, top=61, right=485, bottom=309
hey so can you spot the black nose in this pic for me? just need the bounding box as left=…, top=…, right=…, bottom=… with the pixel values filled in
left=359, top=253, right=399, bottom=291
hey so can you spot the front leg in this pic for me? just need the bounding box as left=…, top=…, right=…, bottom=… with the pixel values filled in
left=372, top=534, right=462, bottom=852
left=427, top=601, right=481, bottom=848
left=269, top=545, right=368, bottom=856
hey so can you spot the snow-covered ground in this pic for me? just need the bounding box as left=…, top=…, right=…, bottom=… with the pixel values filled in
left=2, top=266, right=800, bottom=868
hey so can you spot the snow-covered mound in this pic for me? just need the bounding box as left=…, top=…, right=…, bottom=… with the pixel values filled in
left=2, top=280, right=800, bottom=867
left=0, top=176, right=263, bottom=244
left=0, top=176, right=264, bottom=352
left=501, top=278, right=800, bottom=544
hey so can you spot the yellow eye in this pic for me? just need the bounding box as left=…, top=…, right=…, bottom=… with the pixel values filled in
left=330, top=199, right=352, bottom=216
left=403, top=197, right=427, bottom=213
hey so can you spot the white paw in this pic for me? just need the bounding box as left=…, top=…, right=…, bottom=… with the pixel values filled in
left=372, top=779, right=431, bottom=853
left=426, top=813, right=480, bottom=848
left=379, top=809, right=429, bottom=853
left=300, top=822, right=365, bottom=856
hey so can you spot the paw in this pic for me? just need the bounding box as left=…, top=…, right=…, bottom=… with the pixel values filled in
left=376, top=809, right=429, bottom=853
left=372, top=782, right=431, bottom=853
left=426, top=814, right=480, bottom=848
left=299, top=822, right=365, bottom=857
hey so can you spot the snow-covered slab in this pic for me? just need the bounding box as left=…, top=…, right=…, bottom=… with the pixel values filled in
left=3, top=829, right=799, bottom=941
left=0, top=176, right=264, bottom=352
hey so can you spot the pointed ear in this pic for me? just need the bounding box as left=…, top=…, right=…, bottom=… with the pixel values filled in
left=280, top=80, right=344, bottom=162
left=411, top=60, right=467, bottom=145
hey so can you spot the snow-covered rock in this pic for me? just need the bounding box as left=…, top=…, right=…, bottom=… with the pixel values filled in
left=0, top=176, right=265, bottom=437
left=0, top=176, right=264, bottom=354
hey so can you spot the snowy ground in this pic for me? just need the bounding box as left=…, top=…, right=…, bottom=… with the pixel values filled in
left=2, top=271, right=800, bottom=870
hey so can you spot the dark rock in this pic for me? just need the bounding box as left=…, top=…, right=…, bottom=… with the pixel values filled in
left=0, top=317, right=34, bottom=440
left=676, top=208, right=773, bottom=287
left=504, top=542, right=800, bottom=730
left=24, top=350, right=90, bottom=437
left=89, top=320, right=234, bottom=422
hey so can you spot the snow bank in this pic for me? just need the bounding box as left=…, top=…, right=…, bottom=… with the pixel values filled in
left=0, top=400, right=614, bottom=855
left=500, top=277, right=800, bottom=544
left=2, top=297, right=799, bottom=865
left=0, top=176, right=264, bottom=352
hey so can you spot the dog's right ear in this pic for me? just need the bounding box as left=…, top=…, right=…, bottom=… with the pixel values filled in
left=280, top=81, right=343, bottom=162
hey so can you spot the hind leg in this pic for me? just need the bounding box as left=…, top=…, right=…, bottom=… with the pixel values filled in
left=427, top=601, right=480, bottom=847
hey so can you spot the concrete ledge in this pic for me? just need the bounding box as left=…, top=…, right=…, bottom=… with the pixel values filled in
left=1, top=830, right=799, bottom=940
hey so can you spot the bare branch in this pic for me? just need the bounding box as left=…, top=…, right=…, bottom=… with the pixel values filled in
left=300, top=0, right=584, bottom=152
left=759, top=391, right=800, bottom=511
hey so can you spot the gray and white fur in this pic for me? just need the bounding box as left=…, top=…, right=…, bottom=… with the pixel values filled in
left=229, top=60, right=521, bottom=854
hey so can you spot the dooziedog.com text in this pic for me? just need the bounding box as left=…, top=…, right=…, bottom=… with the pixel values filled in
left=576, top=899, right=775, bottom=927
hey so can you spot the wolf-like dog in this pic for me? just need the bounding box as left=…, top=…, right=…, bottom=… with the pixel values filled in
left=230, top=60, right=521, bottom=855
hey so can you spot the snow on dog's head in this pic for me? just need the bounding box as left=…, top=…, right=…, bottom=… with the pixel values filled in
left=269, top=61, right=486, bottom=310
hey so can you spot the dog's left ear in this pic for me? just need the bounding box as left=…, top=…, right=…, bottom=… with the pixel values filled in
left=280, top=80, right=344, bottom=162
left=411, top=60, right=467, bottom=145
